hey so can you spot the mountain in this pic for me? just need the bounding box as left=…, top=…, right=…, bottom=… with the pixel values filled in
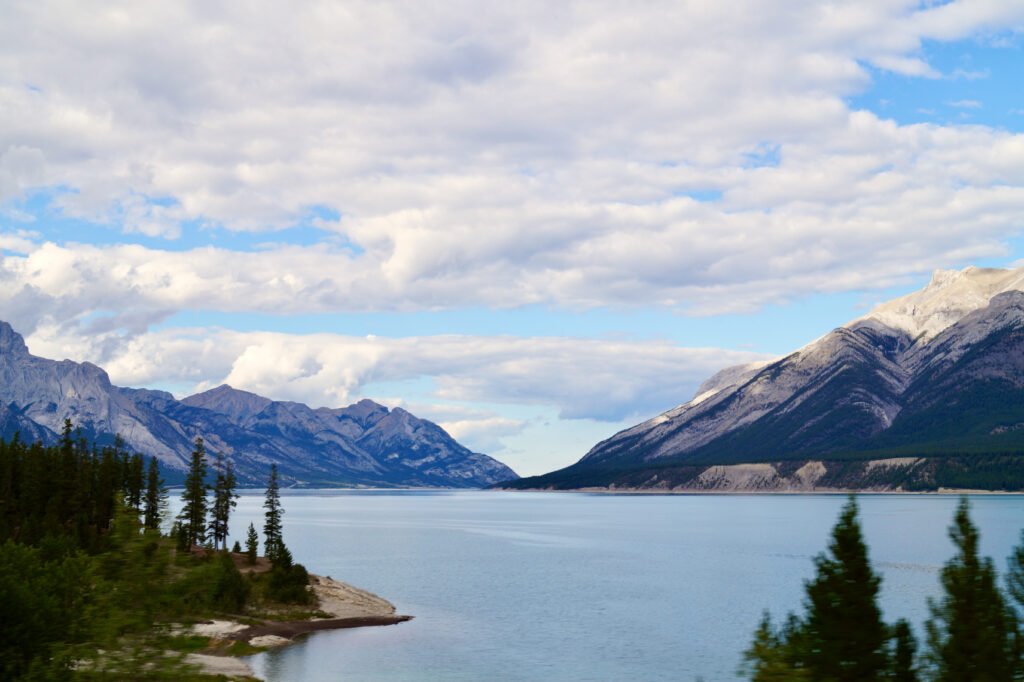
left=0, top=322, right=517, bottom=488
left=507, top=266, right=1024, bottom=491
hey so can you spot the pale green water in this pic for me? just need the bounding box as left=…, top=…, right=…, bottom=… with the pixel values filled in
left=183, top=492, right=1022, bottom=681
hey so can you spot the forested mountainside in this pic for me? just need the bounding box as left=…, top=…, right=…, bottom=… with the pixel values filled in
left=508, top=267, right=1024, bottom=491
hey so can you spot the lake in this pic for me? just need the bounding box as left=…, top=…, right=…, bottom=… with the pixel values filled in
left=180, top=491, right=1023, bottom=681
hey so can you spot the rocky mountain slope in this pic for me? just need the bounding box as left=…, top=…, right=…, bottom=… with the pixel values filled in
left=508, top=266, right=1024, bottom=491
left=0, top=322, right=517, bottom=487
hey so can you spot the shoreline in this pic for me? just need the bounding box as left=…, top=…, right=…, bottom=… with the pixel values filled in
left=501, top=487, right=1024, bottom=495
left=186, top=573, right=411, bottom=680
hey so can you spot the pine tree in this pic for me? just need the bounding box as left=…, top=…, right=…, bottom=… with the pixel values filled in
left=177, top=437, right=210, bottom=548
left=741, top=497, right=892, bottom=682
left=801, top=496, right=888, bottom=681
left=1008, top=531, right=1024, bottom=615
left=208, top=452, right=238, bottom=550
left=891, top=619, right=919, bottom=682
left=740, top=612, right=810, bottom=681
left=245, top=522, right=259, bottom=565
left=142, top=457, right=166, bottom=531
left=263, top=464, right=284, bottom=562
left=925, top=497, right=1015, bottom=682
left=126, top=452, right=145, bottom=511
left=1008, top=532, right=1024, bottom=676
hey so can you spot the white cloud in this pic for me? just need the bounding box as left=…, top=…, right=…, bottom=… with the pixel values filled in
left=438, top=417, right=527, bottom=454
left=20, top=323, right=771, bottom=424
left=3, top=110, right=1024, bottom=324
left=0, top=1, right=1021, bottom=320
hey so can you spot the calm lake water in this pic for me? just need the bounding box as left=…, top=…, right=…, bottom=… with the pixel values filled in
left=183, top=492, right=1022, bottom=681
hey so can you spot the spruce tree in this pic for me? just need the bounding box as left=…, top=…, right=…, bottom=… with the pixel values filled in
left=925, top=497, right=1015, bottom=682
left=740, top=612, right=810, bottom=681
left=741, top=497, right=891, bottom=682
left=263, top=463, right=284, bottom=562
left=245, top=522, right=259, bottom=565
left=177, top=437, right=210, bottom=548
left=126, top=453, right=145, bottom=511
left=1008, top=533, right=1024, bottom=675
left=802, top=496, right=888, bottom=681
left=891, top=619, right=919, bottom=682
left=142, top=457, right=165, bottom=531
left=1008, top=532, right=1024, bottom=615
left=208, top=452, right=238, bottom=550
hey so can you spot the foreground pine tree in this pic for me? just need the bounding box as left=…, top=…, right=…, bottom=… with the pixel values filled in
left=741, top=612, right=809, bottom=680
left=891, top=619, right=919, bottom=682
left=1009, top=531, right=1024, bottom=615
left=925, top=497, right=1016, bottom=682
left=802, top=497, right=889, bottom=681
left=742, top=497, right=897, bottom=681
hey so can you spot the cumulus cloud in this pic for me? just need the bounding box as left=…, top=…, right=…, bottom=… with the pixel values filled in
left=437, top=417, right=527, bottom=454
left=20, top=323, right=771, bottom=423
left=0, top=1, right=1022, bottom=321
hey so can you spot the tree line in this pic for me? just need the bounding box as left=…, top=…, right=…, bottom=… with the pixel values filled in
left=171, top=436, right=310, bottom=604
left=742, top=496, right=1024, bottom=681
left=0, top=426, right=311, bottom=680
left=0, top=420, right=164, bottom=552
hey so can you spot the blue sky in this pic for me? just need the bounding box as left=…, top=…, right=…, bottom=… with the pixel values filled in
left=1, top=1, right=1023, bottom=475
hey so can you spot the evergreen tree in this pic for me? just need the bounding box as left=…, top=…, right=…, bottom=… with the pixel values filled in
left=801, top=496, right=888, bottom=681
left=245, top=522, right=259, bottom=565
left=142, top=457, right=165, bottom=531
left=742, top=497, right=893, bottom=682
left=177, top=437, right=209, bottom=548
left=208, top=452, right=238, bottom=550
left=925, top=497, right=1015, bottom=682
left=891, top=619, right=919, bottom=682
left=1009, top=532, right=1024, bottom=615
left=263, top=463, right=284, bottom=562
left=1008, top=533, right=1024, bottom=676
left=740, top=612, right=810, bottom=681
left=125, top=453, right=145, bottom=511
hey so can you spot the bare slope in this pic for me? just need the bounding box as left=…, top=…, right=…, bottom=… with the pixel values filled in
left=0, top=322, right=517, bottom=487
left=509, top=266, right=1024, bottom=490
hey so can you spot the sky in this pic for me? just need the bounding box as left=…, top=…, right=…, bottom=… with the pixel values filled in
left=1, top=1, right=1023, bottom=477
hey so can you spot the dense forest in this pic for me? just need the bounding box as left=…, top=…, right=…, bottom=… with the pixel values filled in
left=0, top=424, right=311, bottom=680
left=743, top=497, right=1024, bottom=681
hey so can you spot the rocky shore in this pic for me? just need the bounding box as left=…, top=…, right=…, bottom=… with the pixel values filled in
left=185, top=574, right=411, bottom=680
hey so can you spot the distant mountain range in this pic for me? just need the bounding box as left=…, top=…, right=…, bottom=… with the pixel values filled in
left=507, top=266, right=1024, bottom=491
left=0, top=322, right=517, bottom=488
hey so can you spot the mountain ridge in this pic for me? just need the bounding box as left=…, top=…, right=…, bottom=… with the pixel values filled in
left=506, top=266, right=1024, bottom=491
left=0, top=321, right=517, bottom=488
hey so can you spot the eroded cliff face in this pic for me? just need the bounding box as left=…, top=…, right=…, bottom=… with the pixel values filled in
left=591, top=458, right=923, bottom=492
left=529, top=456, right=1020, bottom=493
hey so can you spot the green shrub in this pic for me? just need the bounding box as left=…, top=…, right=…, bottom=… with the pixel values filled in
left=267, top=561, right=312, bottom=605
left=173, top=551, right=249, bottom=613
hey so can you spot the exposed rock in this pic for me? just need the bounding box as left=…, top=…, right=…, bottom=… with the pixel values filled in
left=0, top=321, right=517, bottom=487
left=509, top=266, right=1024, bottom=491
